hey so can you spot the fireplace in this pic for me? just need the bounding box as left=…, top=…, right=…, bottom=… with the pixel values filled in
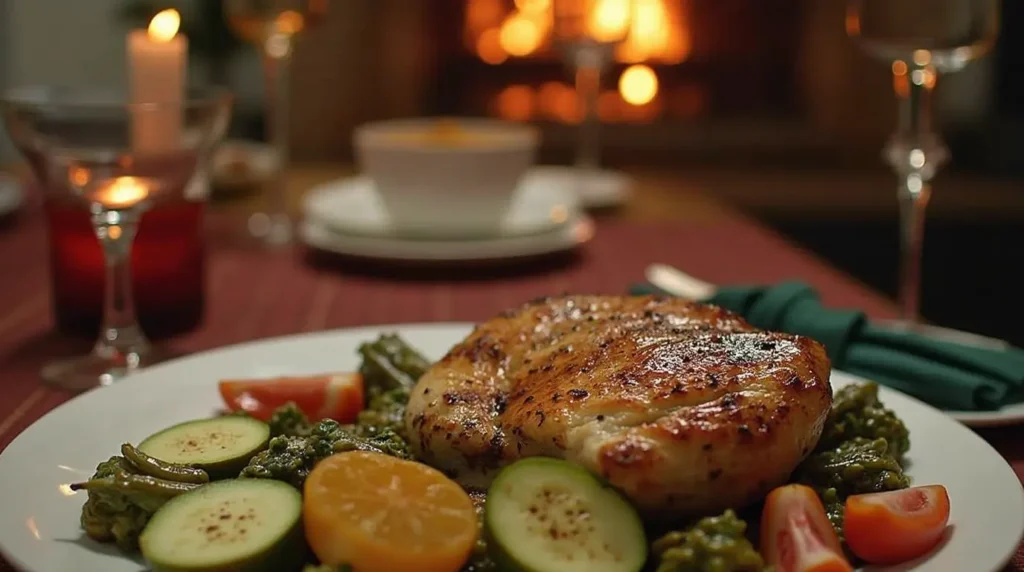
left=417, top=0, right=809, bottom=162
left=285, top=0, right=1002, bottom=167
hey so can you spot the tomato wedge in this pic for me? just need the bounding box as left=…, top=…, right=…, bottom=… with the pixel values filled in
left=218, top=373, right=365, bottom=423
left=843, top=485, right=950, bottom=565
left=760, top=484, right=852, bottom=572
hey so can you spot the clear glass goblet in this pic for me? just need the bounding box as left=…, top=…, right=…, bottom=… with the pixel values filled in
left=1, top=87, right=233, bottom=391
left=845, top=0, right=1000, bottom=324
left=223, top=0, right=330, bottom=247
left=551, top=0, right=633, bottom=174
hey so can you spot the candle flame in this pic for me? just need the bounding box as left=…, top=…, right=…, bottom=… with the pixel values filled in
left=148, top=9, right=180, bottom=42
left=99, top=176, right=149, bottom=209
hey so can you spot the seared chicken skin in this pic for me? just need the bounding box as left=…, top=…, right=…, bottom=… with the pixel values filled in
left=404, top=296, right=832, bottom=517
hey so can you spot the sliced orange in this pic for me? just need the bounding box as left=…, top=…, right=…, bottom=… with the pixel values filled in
left=303, top=451, right=478, bottom=572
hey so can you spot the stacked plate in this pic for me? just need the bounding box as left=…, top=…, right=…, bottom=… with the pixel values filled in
left=300, top=170, right=595, bottom=263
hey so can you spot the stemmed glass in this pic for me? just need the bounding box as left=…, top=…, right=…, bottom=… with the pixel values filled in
left=846, top=0, right=1000, bottom=324
left=223, top=0, right=330, bottom=246
left=551, top=0, right=633, bottom=175
left=1, top=87, right=232, bottom=391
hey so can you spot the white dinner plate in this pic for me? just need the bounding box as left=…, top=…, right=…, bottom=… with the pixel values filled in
left=0, top=323, right=1022, bottom=572
left=948, top=403, right=1024, bottom=428
left=299, top=214, right=594, bottom=263
left=304, top=174, right=580, bottom=239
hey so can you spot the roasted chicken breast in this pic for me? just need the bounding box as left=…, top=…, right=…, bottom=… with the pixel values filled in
left=404, top=295, right=832, bottom=517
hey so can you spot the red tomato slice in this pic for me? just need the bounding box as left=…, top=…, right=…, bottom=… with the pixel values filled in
left=761, top=484, right=852, bottom=572
left=844, top=485, right=950, bottom=565
left=218, top=373, right=364, bottom=423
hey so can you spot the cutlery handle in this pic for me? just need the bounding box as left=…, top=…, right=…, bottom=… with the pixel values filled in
left=644, top=264, right=717, bottom=301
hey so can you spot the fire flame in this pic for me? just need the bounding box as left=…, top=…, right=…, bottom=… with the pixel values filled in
left=589, top=0, right=632, bottom=43
left=468, top=0, right=692, bottom=120
left=147, top=9, right=180, bottom=42
left=619, top=64, right=658, bottom=105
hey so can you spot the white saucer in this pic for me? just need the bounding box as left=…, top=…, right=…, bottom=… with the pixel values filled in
left=527, top=165, right=633, bottom=209
left=299, top=214, right=594, bottom=263
left=304, top=174, right=579, bottom=240
left=0, top=174, right=24, bottom=217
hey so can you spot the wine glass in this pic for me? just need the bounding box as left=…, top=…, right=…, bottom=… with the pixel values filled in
left=551, top=0, right=633, bottom=175
left=1, top=87, right=232, bottom=391
left=223, top=0, right=330, bottom=246
left=846, top=0, right=1000, bottom=324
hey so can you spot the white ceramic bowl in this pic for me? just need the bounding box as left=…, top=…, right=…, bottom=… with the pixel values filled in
left=354, top=117, right=539, bottom=238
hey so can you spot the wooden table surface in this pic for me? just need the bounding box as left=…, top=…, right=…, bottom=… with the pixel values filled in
left=0, top=164, right=1021, bottom=571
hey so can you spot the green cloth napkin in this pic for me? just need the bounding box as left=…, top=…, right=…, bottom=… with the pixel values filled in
left=629, top=281, right=1024, bottom=411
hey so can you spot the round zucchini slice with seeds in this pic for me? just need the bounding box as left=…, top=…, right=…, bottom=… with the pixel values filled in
left=138, top=416, right=270, bottom=479
left=484, top=457, right=647, bottom=572
left=139, top=479, right=304, bottom=572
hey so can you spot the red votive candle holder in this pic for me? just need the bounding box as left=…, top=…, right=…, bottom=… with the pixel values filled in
left=44, top=191, right=206, bottom=341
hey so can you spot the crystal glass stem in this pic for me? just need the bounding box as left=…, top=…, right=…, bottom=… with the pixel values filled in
left=256, top=42, right=293, bottom=245
left=884, top=61, right=946, bottom=324
left=91, top=207, right=150, bottom=370
left=573, top=46, right=607, bottom=172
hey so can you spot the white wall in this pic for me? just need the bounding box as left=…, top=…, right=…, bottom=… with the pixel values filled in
left=0, top=0, right=12, bottom=161
left=9, top=0, right=127, bottom=88
left=0, top=0, right=268, bottom=162
left=2, top=0, right=128, bottom=161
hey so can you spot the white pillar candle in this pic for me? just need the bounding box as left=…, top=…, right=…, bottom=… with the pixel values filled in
left=127, top=9, right=187, bottom=154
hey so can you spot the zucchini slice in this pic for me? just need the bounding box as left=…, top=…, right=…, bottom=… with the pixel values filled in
left=139, top=479, right=304, bottom=572
left=138, top=416, right=270, bottom=479
left=484, top=457, right=647, bottom=572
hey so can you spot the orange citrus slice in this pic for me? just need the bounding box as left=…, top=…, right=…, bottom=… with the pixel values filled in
left=303, top=451, right=478, bottom=572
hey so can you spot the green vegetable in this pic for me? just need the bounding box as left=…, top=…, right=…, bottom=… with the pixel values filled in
left=465, top=490, right=499, bottom=572
left=484, top=457, right=647, bottom=572
left=269, top=402, right=315, bottom=438
left=355, top=386, right=410, bottom=436
left=358, top=333, right=431, bottom=397
left=243, top=335, right=425, bottom=489
left=239, top=419, right=412, bottom=489
left=236, top=333, right=429, bottom=438
left=818, top=382, right=910, bottom=462
left=138, top=416, right=271, bottom=479
left=651, top=510, right=769, bottom=572
left=799, top=437, right=910, bottom=497
left=302, top=565, right=353, bottom=572
left=794, top=436, right=910, bottom=540
left=72, top=456, right=202, bottom=551
left=121, top=443, right=210, bottom=484
left=139, top=479, right=305, bottom=572
left=70, top=473, right=201, bottom=497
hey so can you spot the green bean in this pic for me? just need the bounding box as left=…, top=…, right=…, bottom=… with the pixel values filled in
left=120, top=443, right=210, bottom=484
left=71, top=472, right=201, bottom=497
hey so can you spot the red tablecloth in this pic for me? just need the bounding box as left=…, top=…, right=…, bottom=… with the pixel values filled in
left=1, top=211, right=1021, bottom=570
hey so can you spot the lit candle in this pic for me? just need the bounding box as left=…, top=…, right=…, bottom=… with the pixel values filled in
left=93, top=176, right=150, bottom=209
left=127, top=9, right=187, bottom=153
